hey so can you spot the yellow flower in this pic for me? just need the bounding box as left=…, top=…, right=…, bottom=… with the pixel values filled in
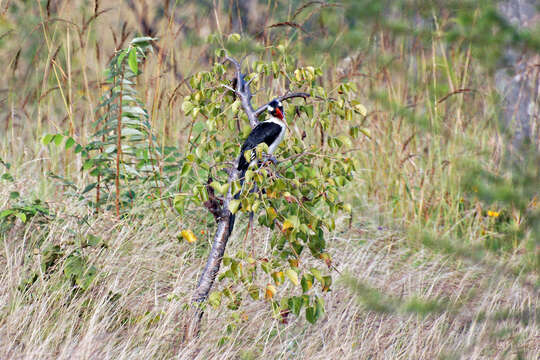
left=487, top=210, right=500, bottom=218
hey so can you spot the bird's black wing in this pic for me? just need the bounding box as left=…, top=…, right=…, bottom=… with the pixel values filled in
left=237, top=122, right=282, bottom=171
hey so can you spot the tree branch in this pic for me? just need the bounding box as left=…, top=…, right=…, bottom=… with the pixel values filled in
left=254, top=92, right=311, bottom=118
left=223, top=56, right=259, bottom=128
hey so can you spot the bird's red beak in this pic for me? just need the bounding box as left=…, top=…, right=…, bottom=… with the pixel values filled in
left=275, top=108, right=284, bottom=120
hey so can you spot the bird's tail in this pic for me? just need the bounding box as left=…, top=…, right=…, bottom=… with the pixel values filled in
left=228, top=167, right=246, bottom=236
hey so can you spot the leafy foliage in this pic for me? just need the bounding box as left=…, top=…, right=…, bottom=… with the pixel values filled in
left=42, top=37, right=166, bottom=214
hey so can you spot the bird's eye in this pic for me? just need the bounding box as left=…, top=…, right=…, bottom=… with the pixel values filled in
left=278, top=101, right=282, bottom=107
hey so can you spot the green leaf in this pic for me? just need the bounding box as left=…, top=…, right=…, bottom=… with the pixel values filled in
left=123, top=106, right=147, bottom=116
left=288, top=296, right=303, bottom=316
left=315, top=296, right=325, bottom=316
left=64, top=254, right=84, bottom=279
left=181, top=101, right=194, bottom=114
left=193, top=121, right=205, bottom=134
left=248, top=286, right=259, bottom=300
left=65, top=137, right=76, bottom=150
left=209, top=291, right=222, bottom=308
left=14, top=212, right=26, bottom=222
left=245, top=170, right=254, bottom=183
left=173, top=194, right=187, bottom=214
left=1, top=173, right=14, bottom=181
left=310, top=268, right=323, bottom=283
left=131, top=36, right=155, bottom=45
left=301, top=274, right=314, bottom=293
left=337, top=135, right=352, bottom=147
left=322, top=275, right=332, bottom=292
left=122, top=128, right=144, bottom=136
left=210, top=181, right=229, bottom=195
left=303, top=105, right=314, bottom=118
left=266, top=207, right=277, bottom=222
left=81, top=182, right=97, bottom=194
left=306, top=306, right=317, bottom=324
left=128, top=47, right=138, bottom=74
left=0, top=209, right=14, bottom=218
left=283, top=215, right=299, bottom=231
left=42, top=133, right=54, bottom=145
left=117, top=51, right=127, bottom=66
left=271, top=271, right=284, bottom=285
left=214, top=48, right=226, bottom=58
left=82, top=160, right=94, bottom=171
left=228, top=199, right=241, bottom=214
left=180, top=163, right=192, bottom=177
left=353, top=102, right=367, bottom=116
left=260, top=261, right=271, bottom=274
left=230, top=180, right=241, bottom=196
left=85, top=234, right=103, bottom=247
left=76, top=265, right=97, bottom=290
left=53, top=134, right=64, bottom=146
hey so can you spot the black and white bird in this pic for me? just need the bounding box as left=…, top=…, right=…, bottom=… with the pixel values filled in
left=229, top=99, right=286, bottom=235
left=237, top=99, right=286, bottom=176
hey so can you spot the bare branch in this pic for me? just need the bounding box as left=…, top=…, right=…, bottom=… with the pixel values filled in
left=223, top=56, right=259, bottom=128
left=254, top=92, right=311, bottom=118
left=221, top=84, right=235, bottom=92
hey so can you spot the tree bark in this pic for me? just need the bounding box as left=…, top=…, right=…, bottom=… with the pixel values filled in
left=495, top=0, right=540, bottom=151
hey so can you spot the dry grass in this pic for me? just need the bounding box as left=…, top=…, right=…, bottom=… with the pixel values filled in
left=0, top=187, right=537, bottom=359
left=0, top=1, right=538, bottom=359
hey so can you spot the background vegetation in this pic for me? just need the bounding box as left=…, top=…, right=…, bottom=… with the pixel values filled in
left=0, top=0, right=538, bottom=358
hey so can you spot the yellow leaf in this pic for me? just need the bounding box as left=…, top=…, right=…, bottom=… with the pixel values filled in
left=231, top=99, right=241, bottom=113
left=252, top=200, right=260, bottom=213
left=285, top=269, right=299, bottom=286
left=289, top=258, right=299, bottom=268
left=180, top=229, right=197, bottom=243
left=354, top=103, right=367, bottom=116
left=181, top=101, right=193, bottom=114
left=272, top=271, right=284, bottom=285
left=282, top=219, right=294, bottom=231
left=359, top=128, right=371, bottom=139
left=267, top=207, right=277, bottom=222
left=228, top=33, right=241, bottom=42
left=228, top=199, right=241, bottom=214
left=265, top=284, right=277, bottom=300
left=294, top=69, right=303, bottom=81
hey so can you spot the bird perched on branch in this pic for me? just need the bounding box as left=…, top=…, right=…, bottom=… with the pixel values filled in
left=229, top=99, right=286, bottom=238
left=237, top=99, right=286, bottom=176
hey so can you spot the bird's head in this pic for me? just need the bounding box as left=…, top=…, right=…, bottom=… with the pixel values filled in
left=267, top=99, right=284, bottom=120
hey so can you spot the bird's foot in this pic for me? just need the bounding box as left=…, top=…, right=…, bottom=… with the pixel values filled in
left=263, top=154, right=278, bottom=166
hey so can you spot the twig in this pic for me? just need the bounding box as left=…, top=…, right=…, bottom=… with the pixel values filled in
left=437, top=88, right=474, bottom=104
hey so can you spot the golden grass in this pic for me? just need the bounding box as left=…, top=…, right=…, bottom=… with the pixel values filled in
left=1, top=193, right=537, bottom=359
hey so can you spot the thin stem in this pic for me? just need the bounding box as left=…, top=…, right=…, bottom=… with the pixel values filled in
left=115, top=63, right=124, bottom=218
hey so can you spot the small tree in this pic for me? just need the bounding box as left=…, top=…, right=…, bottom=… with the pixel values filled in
left=176, top=45, right=366, bottom=337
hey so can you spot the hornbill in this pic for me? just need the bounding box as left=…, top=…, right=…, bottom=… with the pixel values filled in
left=229, top=99, right=286, bottom=234
left=237, top=99, right=286, bottom=176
